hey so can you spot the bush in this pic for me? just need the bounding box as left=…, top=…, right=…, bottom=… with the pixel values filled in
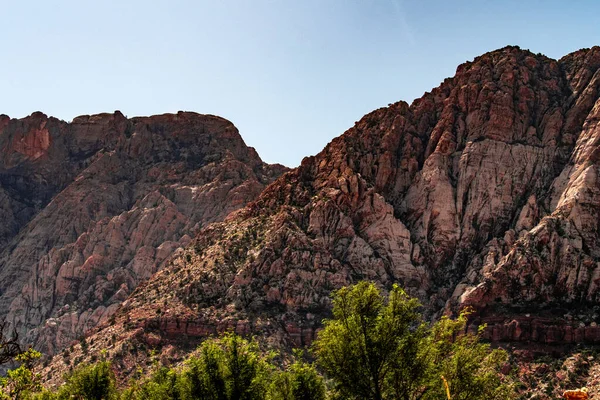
left=57, top=361, right=116, bottom=400
left=179, top=333, right=271, bottom=400
left=312, top=282, right=515, bottom=400
left=267, top=355, right=326, bottom=400
left=421, top=313, right=514, bottom=400
left=7, top=283, right=514, bottom=400
left=127, top=366, right=181, bottom=400
left=0, top=348, right=43, bottom=399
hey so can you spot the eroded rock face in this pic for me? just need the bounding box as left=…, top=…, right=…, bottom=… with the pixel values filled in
left=38, top=46, right=600, bottom=383
left=0, top=111, right=286, bottom=355
left=455, top=47, right=600, bottom=339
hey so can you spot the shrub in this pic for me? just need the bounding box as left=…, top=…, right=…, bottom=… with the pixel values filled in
left=312, top=282, right=514, bottom=400
left=57, top=361, right=117, bottom=400
left=179, top=333, right=271, bottom=400
left=127, top=366, right=181, bottom=400
left=267, top=355, right=326, bottom=400
left=0, top=348, right=43, bottom=399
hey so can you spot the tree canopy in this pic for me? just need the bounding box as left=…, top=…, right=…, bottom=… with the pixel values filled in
left=1, top=282, right=514, bottom=399
left=312, top=282, right=514, bottom=400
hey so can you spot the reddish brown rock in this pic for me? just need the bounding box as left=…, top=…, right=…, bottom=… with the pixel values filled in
left=456, top=49, right=600, bottom=335
left=0, top=111, right=286, bottom=355
left=35, top=46, right=600, bottom=383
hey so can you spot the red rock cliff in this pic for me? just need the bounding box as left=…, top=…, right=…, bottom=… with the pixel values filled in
left=0, top=111, right=287, bottom=355
left=36, top=46, right=600, bottom=383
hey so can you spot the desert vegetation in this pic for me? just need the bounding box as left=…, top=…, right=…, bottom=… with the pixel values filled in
left=1, top=282, right=514, bottom=399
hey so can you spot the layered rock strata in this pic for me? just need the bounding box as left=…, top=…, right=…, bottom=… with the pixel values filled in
left=0, top=111, right=286, bottom=354
left=38, top=46, right=600, bottom=382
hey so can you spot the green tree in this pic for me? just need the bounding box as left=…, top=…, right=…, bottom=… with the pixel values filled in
left=313, top=282, right=514, bottom=400
left=57, top=360, right=117, bottom=400
left=178, top=333, right=271, bottom=400
left=421, top=312, right=514, bottom=400
left=179, top=340, right=227, bottom=400
left=29, top=390, right=58, bottom=400
left=130, top=366, right=182, bottom=400
left=267, top=351, right=326, bottom=400
left=313, top=282, right=428, bottom=399
left=0, top=348, right=43, bottom=399
left=266, top=371, right=292, bottom=400
left=225, top=334, right=269, bottom=400
left=288, top=359, right=325, bottom=400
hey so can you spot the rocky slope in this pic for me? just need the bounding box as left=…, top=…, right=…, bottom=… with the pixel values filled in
left=42, top=45, right=600, bottom=383
left=0, top=111, right=286, bottom=355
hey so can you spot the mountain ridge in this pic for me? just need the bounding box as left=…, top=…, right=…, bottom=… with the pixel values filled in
left=3, top=45, right=598, bottom=384
left=0, top=110, right=287, bottom=355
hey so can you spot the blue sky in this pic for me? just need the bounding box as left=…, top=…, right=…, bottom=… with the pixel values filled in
left=1, top=1, right=599, bottom=166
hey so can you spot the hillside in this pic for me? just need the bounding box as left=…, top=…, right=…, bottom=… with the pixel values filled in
left=33, top=46, right=600, bottom=385
left=0, top=111, right=287, bottom=355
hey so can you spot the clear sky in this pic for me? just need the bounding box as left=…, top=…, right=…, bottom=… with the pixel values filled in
left=1, top=1, right=599, bottom=167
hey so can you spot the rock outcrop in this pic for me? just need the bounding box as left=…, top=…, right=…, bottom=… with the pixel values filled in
left=0, top=111, right=286, bottom=355
left=36, top=46, right=600, bottom=382
left=456, top=47, right=600, bottom=341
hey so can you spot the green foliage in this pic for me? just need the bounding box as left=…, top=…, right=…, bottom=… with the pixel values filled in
left=57, top=360, right=117, bottom=400
left=9, top=282, right=514, bottom=400
left=267, top=354, right=326, bottom=400
left=0, top=348, right=42, bottom=399
left=312, top=282, right=515, bottom=400
left=178, top=333, right=271, bottom=400
left=421, top=312, right=514, bottom=400
left=120, top=333, right=272, bottom=400
left=287, top=359, right=326, bottom=400
left=313, top=282, right=428, bottom=399
left=125, top=365, right=182, bottom=400
left=29, top=390, right=59, bottom=400
left=178, top=340, right=227, bottom=400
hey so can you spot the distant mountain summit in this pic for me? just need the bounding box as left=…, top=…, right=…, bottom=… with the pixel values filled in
left=24, top=45, right=600, bottom=383
left=0, top=111, right=287, bottom=355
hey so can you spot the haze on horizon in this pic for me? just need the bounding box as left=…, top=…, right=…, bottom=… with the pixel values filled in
left=1, top=0, right=599, bottom=167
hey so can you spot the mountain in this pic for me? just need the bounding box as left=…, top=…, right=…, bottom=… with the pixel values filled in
left=0, top=111, right=287, bottom=355
left=39, top=45, right=600, bottom=382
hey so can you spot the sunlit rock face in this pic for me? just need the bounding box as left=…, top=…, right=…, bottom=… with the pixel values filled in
left=23, top=45, right=600, bottom=383
left=0, top=111, right=287, bottom=355
left=111, top=46, right=600, bottom=350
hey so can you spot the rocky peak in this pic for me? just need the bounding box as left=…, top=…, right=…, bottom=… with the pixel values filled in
left=456, top=47, right=600, bottom=330
left=32, top=46, right=600, bottom=383
left=0, top=111, right=287, bottom=355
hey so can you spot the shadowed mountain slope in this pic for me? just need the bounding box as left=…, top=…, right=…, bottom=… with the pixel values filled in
left=38, top=46, right=600, bottom=382
left=0, top=111, right=287, bottom=355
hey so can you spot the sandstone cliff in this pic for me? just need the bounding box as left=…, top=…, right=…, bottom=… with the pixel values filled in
left=0, top=111, right=286, bottom=355
left=39, top=46, right=600, bottom=382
